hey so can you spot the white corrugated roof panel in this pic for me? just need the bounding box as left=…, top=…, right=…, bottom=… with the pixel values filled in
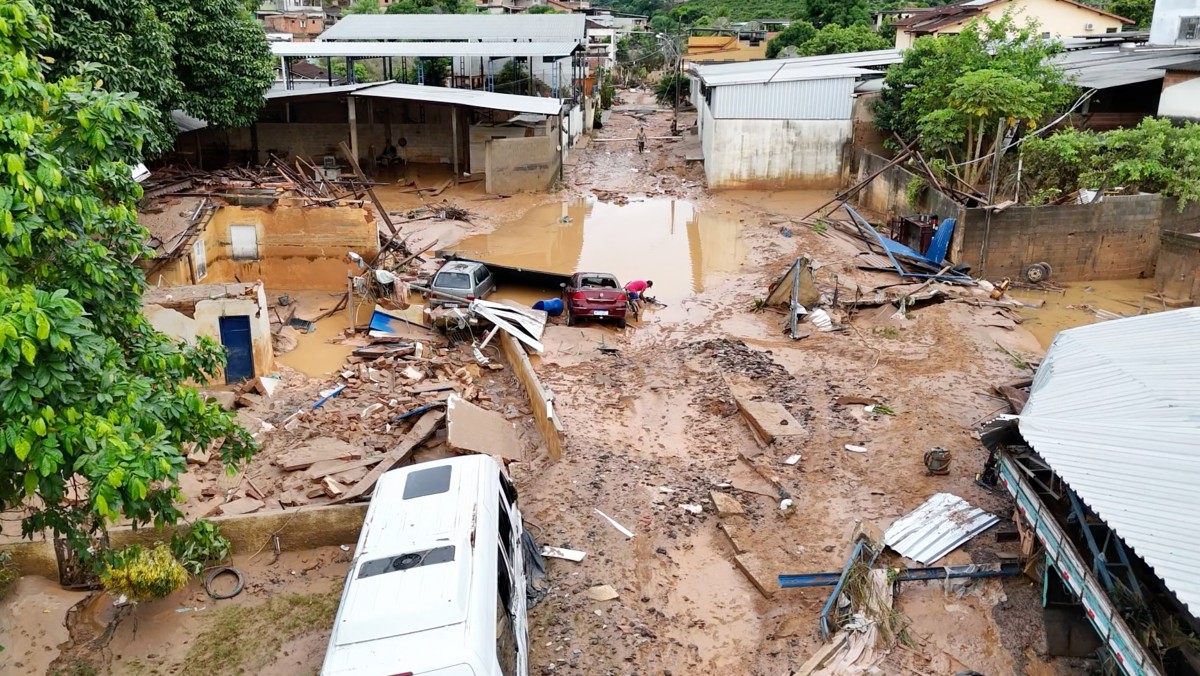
left=318, top=14, right=585, bottom=41
left=884, top=493, right=999, bottom=565
left=264, top=82, right=380, bottom=100
left=1018, top=307, right=1200, bottom=615
left=273, top=41, right=580, bottom=58
left=351, top=82, right=563, bottom=116
left=700, top=65, right=875, bottom=86
left=692, top=49, right=901, bottom=79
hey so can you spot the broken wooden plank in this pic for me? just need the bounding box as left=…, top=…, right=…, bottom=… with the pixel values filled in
left=322, top=477, right=346, bottom=499
left=305, top=455, right=381, bottom=481
left=276, top=439, right=364, bottom=471
left=446, top=395, right=522, bottom=461
left=733, top=552, right=779, bottom=599
left=735, top=397, right=804, bottom=445
left=408, top=381, right=456, bottom=394
left=333, top=410, right=445, bottom=504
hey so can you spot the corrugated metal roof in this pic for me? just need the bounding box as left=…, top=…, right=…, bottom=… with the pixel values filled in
left=351, top=82, right=563, bottom=115
left=273, top=41, right=580, bottom=58
left=709, top=76, right=857, bottom=119
left=884, top=493, right=999, bottom=565
left=700, top=64, right=874, bottom=86
left=1018, top=307, right=1200, bottom=615
left=317, top=14, right=585, bottom=42
left=1053, top=45, right=1200, bottom=88
left=264, top=82, right=380, bottom=100
left=171, top=109, right=207, bottom=133
left=692, top=49, right=900, bottom=79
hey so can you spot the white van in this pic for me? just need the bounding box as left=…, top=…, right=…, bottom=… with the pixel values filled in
left=321, top=455, right=529, bottom=676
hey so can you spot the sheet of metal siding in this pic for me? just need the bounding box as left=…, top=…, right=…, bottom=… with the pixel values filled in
left=711, top=78, right=853, bottom=120
left=1018, top=307, right=1200, bottom=615
left=318, top=14, right=585, bottom=41
left=883, top=493, right=999, bottom=565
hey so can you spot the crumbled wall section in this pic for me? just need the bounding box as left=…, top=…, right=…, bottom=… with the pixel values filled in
left=143, top=282, right=276, bottom=381
left=484, top=136, right=561, bottom=194
left=958, top=197, right=1200, bottom=281
left=1155, top=230, right=1200, bottom=302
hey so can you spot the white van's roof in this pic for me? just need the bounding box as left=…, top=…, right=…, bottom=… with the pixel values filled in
left=323, top=456, right=500, bottom=674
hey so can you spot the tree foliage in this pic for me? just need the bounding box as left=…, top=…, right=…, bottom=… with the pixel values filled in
left=655, top=72, right=690, bottom=105
left=385, top=0, right=475, bottom=13
left=795, top=23, right=890, bottom=55
left=766, top=21, right=817, bottom=58
left=37, top=0, right=273, bottom=158
left=797, top=0, right=872, bottom=27
left=527, top=4, right=564, bottom=12
left=345, top=0, right=382, bottom=13
left=874, top=14, right=1074, bottom=185
left=101, top=544, right=188, bottom=602
left=1104, top=0, right=1151, bottom=28
left=0, top=0, right=256, bottom=558
left=1020, top=118, right=1200, bottom=207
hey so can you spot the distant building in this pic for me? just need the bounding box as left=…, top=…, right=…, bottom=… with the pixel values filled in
left=684, top=34, right=769, bottom=64
left=1149, top=0, right=1200, bottom=46
left=263, top=12, right=324, bottom=41
left=889, top=0, right=1133, bottom=50
left=586, top=18, right=617, bottom=69
left=1159, top=59, right=1200, bottom=119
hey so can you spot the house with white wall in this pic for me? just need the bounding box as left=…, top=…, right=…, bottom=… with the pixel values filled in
left=891, top=0, right=1133, bottom=49
left=689, top=51, right=898, bottom=189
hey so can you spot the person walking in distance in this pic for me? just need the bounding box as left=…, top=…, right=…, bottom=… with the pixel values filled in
left=636, top=127, right=646, bottom=154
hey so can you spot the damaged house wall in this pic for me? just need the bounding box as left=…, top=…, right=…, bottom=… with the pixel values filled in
left=485, top=134, right=562, bottom=194
left=143, top=282, right=276, bottom=383
left=1155, top=230, right=1200, bottom=303
left=850, top=150, right=964, bottom=221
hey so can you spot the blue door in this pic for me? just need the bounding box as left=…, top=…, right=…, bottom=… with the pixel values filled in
left=218, top=315, right=254, bottom=384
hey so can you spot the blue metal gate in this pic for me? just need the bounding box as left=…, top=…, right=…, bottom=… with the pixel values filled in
left=218, top=315, right=254, bottom=384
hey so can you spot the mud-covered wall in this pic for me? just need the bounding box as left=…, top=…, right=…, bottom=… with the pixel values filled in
left=205, top=203, right=379, bottom=291
left=851, top=150, right=963, bottom=221
left=958, top=196, right=1200, bottom=281
left=704, top=118, right=851, bottom=189
left=1155, top=230, right=1200, bottom=302
left=484, top=136, right=560, bottom=194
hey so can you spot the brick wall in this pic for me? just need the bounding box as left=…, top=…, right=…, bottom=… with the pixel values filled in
left=957, top=196, right=1200, bottom=281
left=1155, top=230, right=1200, bottom=302
left=1163, top=69, right=1200, bottom=88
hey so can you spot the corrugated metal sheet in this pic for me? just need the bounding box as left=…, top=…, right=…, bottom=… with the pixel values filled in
left=1054, top=45, right=1200, bottom=88
left=1018, top=307, right=1200, bottom=615
left=273, top=41, right=579, bottom=58
left=318, top=14, right=585, bottom=42
left=700, top=64, right=874, bottom=86
left=710, top=77, right=855, bottom=120
left=884, top=493, right=999, bottom=565
left=691, top=49, right=900, bottom=78
left=352, top=82, right=563, bottom=116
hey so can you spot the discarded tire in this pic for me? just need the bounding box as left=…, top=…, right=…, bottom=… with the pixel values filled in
left=204, top=566, right=245, bottom=600
left=1023, top=262, right=1052, bottom=284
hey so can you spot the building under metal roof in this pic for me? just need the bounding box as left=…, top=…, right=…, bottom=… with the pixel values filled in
left=690, top=49, right=901, bottom=80
left=350, top=82, right=563, bottom=116
left=1018, top=307, right=1200, bottom=615
left=272, top=41, right=581, bottom=59
left=317, top=14, right=585, bottom=42
left=1053, top=45, right=1200, bottom=88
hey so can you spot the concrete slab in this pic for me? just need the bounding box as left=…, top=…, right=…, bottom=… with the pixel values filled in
left=733, top=552, right=779, bottom=599
left=710, top=491, right=745, bottom=516
left=735, top=397, right=804, bottom=445
left=277, top=438, right=364, bottom=470
left=218, top=497, right=265, bottom=516
left=447, top=395, right=523, bottom=461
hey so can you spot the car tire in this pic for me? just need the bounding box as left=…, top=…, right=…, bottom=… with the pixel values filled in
left=566, top=312, right=576, bottom=327
left=617, top=317, right=627, bottom=329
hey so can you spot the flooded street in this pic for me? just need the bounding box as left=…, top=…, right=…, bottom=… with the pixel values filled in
left=453, top=197, right=747, bottom=308
left=1014, top=278, right=1157, bottom=348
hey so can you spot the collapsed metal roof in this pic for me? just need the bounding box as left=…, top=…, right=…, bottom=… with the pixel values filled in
left=317, top=14, right=585, bottom=42
left=1053, top=45, right=1200, bottom=88
left=1018, top=308, right=1200, bottom=615
left=351, top=82, right=563, bottom=116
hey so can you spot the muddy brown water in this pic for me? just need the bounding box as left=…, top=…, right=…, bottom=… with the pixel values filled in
left=453, top=197, right=747, bottom=308
left=1012, top=278, right=1157, bottom=348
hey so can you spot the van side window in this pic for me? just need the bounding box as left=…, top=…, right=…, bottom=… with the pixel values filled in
left=499, top=470, right=518, bottom=505
left=498, top=497, right=514, bottom=560
left=496, top=545, right=513, bottom=614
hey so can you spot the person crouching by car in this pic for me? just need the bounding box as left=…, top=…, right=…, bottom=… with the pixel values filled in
left=625, top=279, right=653, bottom=312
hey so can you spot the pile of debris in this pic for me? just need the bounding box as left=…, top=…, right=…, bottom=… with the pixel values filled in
left=198, top=341, right=526, bottom=516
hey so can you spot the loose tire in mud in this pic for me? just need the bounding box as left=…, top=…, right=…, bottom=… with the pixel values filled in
left=1023, top=262, right=1052, bottom=283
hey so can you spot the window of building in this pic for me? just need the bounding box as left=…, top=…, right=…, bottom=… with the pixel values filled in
left=1181, top=16, right=1200, bottom=40
left=192, top=239, right=207, bottom=281
left=229, top=224, right=259, bottom=260
left=1041, top=32, right=1051, bottom=39
left=1106, top=27, right=1118, bottom=33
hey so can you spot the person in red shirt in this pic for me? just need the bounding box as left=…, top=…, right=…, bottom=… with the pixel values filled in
left=624, top=279, right=653, bottom=313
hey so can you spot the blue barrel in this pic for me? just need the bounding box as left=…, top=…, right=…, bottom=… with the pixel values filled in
left=533, top=298, right=564, bottom=317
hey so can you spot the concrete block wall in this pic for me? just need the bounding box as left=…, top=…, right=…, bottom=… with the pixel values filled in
left=957, top=196, right=1200, bottom=281
left=852, top=150, right=963, bottom=222
left=1155, top=230, right=1200, bottom=302
left=706, top=118, right=851, bottom=189
left=484, top=136, right=560, bottom=194
left=255, top=108, right=455, bottom=165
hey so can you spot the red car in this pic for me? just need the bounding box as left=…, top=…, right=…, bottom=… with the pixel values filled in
left=562, top=272, right=628, bottom=328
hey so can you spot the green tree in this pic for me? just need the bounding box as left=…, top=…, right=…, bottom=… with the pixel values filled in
left=385, top=0, right=474, bottom=13
left=346, top=0, right=382, bottom=12
left=655, top=72, right=689, bottom=105
left=1105, top=0, right=1151, bottom=28
left=798, top=0, right=871, bottom=28
left=331, top=58, right=373, bottom=83
left=527, top=4, right=563, bottom=13
left=874, top=14, right=1074, bottom=185
left=0, top=0, right=256, bottom=558
left=37, top=0, right=274, bottom=158
left=398, top=57, right=453, bottom=86
left=796, top=23, right=889, bottom=56
left=766, top=21, right=816, bottom=58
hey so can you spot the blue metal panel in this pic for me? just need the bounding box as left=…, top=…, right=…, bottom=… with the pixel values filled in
left=710, top=78, right=855, bottom=120
left=218, top=315, right=254, bottom=384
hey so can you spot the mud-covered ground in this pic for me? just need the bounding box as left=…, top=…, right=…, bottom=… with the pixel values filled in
left=1, top=91, right=1073, bottom=675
